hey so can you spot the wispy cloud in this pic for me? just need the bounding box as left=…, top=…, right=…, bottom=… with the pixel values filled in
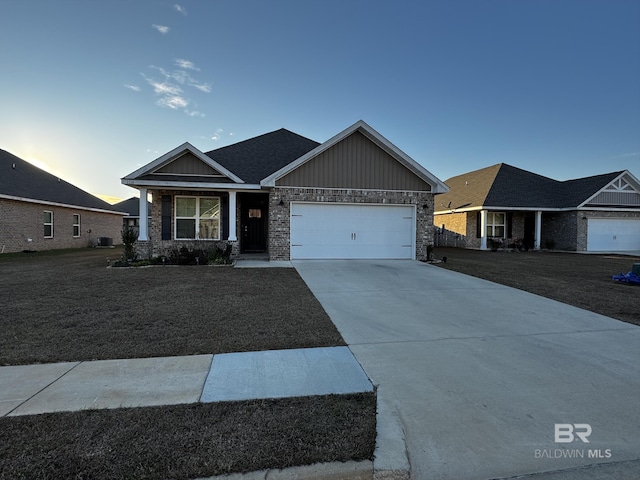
left=157, top=95, right=188, bottom=110
left=140, top=60, right=211, bottom=116
left=191, top=81, right=212, bottom=93
left=174, top=4, right=187, bottom=15
left=124, top=84, right=141, bottom=92
left=152, top=24, right=170, bottom=34
left=175, top=58, right=199, bottom=71
left=211, top=129, right=224, bottom=141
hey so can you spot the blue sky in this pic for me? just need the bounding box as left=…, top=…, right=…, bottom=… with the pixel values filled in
left=1, top=0, right=638, bottom=202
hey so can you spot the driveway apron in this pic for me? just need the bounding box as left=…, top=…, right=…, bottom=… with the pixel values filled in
left=293, top=260, right=640, bottom=480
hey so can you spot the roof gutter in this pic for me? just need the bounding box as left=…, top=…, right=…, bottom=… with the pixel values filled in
left=0, top=194, right=126, bottom=215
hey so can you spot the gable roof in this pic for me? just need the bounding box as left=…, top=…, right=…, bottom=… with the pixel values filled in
left=122, top=142, right=245, bottom=187
left=435, top=163, right=630, bottom=213
left=0, top=149, right=123, bottom=214
left=260, top=120, right=449, bottom=193
left=113, top=197, right=152, bottom=217
left=207, top=128, right=320, bottom=184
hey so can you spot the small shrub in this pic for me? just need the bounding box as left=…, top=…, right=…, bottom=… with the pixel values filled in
left=488, top=238, right=502, bottom=251
left=121, top=226, right=138, bottom=261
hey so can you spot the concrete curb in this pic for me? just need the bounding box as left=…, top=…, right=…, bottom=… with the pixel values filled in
left=196, top=395, right=411, bottom=480
left=372, top=398, right=411, bottom=480
left=196, top=460, right=373, bottom=480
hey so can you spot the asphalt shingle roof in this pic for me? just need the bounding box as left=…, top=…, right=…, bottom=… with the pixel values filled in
left=0, top=149, right=120, bottom=211
left=113, top=197, right=152, bottom=216
left=205, top=128, right=320, bottom=184
left=436, top=163, right=623, bottom=211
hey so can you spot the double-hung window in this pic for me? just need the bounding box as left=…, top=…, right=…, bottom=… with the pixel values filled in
left=175, top=196, right=220, bottom=240
left=44, top=211, right=53, bottom=238
left=73, top=214, right=81, bottom=237
left=486, top=212, right=506, bottom=237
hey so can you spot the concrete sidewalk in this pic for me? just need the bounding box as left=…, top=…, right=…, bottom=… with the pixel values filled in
left=0, top=347, right=372, bottom=417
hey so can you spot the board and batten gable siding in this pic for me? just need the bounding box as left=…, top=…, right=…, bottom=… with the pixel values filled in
left=275, top=131, right=432, bottom=191
left=153, top=152, right=226, bottom=177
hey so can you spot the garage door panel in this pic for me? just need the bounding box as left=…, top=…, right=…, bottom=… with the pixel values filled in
left=587, top=218, right=640, bottom=251
left=290, top=203, right=415, bottom=259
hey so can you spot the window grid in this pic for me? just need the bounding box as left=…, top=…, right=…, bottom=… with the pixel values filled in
left=44, top=211, right=53, bottom=238
left=174, top=196, right=221, bottom=240
left=486, top=212, right=505, bottom=238
left=73, top=214, right=81, bottom=237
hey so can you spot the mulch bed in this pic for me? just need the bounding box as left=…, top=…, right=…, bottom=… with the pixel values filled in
left=432, top=247, right=640, bottom=326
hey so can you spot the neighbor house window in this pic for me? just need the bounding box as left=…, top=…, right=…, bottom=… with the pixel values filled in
left=44, top=211, right=53, bottom=238
left=73, top=214, right=81, bottom=237
left=175, top=196, right=220, bottom=240
left=486, top=212, right=505, bottom=237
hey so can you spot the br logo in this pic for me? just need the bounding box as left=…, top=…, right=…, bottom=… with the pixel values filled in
left=554, top=423, right=592, bottom=443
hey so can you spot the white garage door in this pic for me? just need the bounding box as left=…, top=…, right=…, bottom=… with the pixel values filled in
left=587, top=218, right=640, bottom=251
left=290, top=203, right=415, bottom=259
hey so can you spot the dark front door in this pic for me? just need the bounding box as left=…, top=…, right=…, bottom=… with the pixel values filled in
left=240, top=194, right=267, bottom=253
left=524, top=214, right=535, bottom=250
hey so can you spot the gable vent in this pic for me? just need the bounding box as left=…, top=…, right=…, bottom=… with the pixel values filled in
left=586, top=191, right=640, bottom=207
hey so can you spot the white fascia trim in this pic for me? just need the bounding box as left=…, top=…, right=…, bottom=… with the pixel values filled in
left=274, top=185, right=432, bottom=194
left=121, top=142, right=245, bottom=184
left=121, top=179, right=263, bottom=190
left=578, top=170, right=640, bottom=208
left=260, top=120, right=449, bottom=193
left=0, top=194, right=126, bottom=215
left=435, top=206, right=570, bottom=215
left=577, top=206, right=640, bottom=212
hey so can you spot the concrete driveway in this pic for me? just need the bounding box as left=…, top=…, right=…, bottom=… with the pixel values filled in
left=293, top=260, right=640, bottom=480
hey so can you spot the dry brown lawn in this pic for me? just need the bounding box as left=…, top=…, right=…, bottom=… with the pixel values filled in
left=433, top=247, right=640, bottom=326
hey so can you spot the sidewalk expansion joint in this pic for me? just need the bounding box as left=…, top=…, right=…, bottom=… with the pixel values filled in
left=5, top=361, right=82, bottom=416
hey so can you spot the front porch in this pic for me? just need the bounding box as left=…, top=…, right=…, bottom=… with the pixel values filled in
left=134, top=189, right=270, bottom=259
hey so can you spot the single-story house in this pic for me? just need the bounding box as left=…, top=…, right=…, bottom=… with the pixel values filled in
left=113, top=197, right=153, bottom=237
left=0, top=149, right=125, bottom=253
left=434, top=163, right=640, bottom=252
left=121, top=120, right=449, bottom=261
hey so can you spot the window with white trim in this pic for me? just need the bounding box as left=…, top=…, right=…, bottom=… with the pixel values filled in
left=73, top=214, right=81, bottom=237
left=44, top=210, right=53, bottom=238
left=486, top=212, right=505, bottom=237
left=175, top=196, right=220, bottom=240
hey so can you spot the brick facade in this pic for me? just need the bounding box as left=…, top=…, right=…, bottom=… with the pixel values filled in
left=437, top=209, right=640, bottom=252
left=268, top=187, right=435, bottom=261
left=0, top=198, right=123, bottom=253
left=136, top=189, right=234, bottom=259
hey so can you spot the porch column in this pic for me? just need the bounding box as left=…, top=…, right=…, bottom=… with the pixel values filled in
left=480, top=210, right=488, bottom=250
left=228, top=191, right=237, bottom=241
left=534, top=210, right=542, bottom=249
left=138, top=188, right=148, bottom=241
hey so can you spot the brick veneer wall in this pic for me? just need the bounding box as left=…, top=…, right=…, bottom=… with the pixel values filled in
left=433, top=212, right=469, bottom=248
left=135, top=189, right=234, bottom=259
left=542, top=211, right=578, bottom=250
left=268, top=187, right=435, bottom=261
left=0, top=198, right=123, bottom=253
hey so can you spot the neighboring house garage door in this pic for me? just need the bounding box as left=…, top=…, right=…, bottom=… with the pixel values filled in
left=290, top=203, right=415, bottom=259
left=587, top=218, right=640, bottom=251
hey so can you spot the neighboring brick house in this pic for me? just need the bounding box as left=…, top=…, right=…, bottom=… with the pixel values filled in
left=113, top=197, right=152, bottom=237
left=0, top=149, right=125, bottom=253
left=434, top=163, right=640, bottom=252
left=121, top=120, right=449, bottom=261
